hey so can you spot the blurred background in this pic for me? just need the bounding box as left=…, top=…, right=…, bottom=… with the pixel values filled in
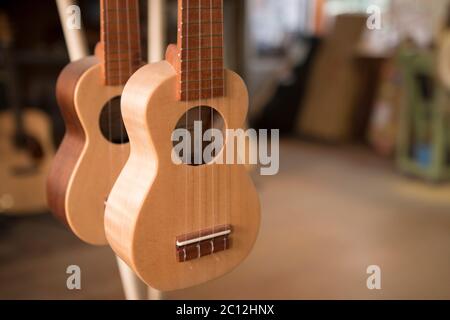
left=0, top=0, right=450, bottom=299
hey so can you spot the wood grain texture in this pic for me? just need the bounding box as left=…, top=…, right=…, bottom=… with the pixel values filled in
left=48, top=0, right=142, bottom=245
left=47, top=56, right=129, bottom=245
left=105, top=61, right=261, bottom=291
left=67, top=63, right=128, bottom=245
left=47, top=57, right=98, bottom=226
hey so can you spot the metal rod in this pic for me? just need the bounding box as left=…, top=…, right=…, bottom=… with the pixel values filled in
left=56, top=0, right=89, bottom=61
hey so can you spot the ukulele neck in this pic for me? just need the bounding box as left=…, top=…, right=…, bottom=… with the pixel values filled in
left=177, top=0, right=225, bottom=101
left=100, top=0, right=141, bottom=86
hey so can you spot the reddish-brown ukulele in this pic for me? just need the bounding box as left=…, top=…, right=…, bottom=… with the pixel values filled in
left=47, top=0, right=142, bottom=245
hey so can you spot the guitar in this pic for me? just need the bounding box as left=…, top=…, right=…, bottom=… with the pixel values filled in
left=105, top=0, right=261, bottom=291
left=47, top=0, right=142, bottom=245
left=0, top=12, right=53, bottom=215
left=0, top=110, right=53, bottom=215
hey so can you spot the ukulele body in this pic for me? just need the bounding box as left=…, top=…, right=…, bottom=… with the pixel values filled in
left=105, top=61, right=261, bottom=291
left=0, top=109, right=53, bottom=215
left=438, top=31, right=450, bottom=89
left=47, top=56, right=129, bottom=245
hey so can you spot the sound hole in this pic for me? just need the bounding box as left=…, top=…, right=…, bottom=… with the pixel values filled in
left=99, top=96, right=129, bottom=145
left=173, top=106, right=225, bottom=166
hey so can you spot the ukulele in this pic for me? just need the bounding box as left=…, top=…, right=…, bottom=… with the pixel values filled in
left=105, top=0, right=261, bottom=291
left=0, top=12, right=53, bottom=215
left=438, top=6, right=450, bottom=90
left=47, top=0, right=142, bottom=244
left=438, top=32, right=450, bottom=90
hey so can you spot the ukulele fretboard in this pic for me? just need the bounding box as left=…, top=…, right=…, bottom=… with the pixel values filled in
left=100, top=0, right=142, bottom=86
left=177, top=0, right=225, bottom=101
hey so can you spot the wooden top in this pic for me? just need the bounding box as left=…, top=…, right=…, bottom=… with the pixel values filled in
left=99, top=0, right=142, bottom=86
left=175, top=0, right=225, bottom=101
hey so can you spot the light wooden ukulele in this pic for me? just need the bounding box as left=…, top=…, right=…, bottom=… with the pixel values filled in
left=47, top=0, right=142, bottom=244
left=439, top=32, right=450, bottom=90
left=105, top=0, right=261, bottom=291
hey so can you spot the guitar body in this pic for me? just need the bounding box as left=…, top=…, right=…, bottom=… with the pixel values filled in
left=0, top=109, right=53, bottom=215
left=0, top=11, right=53, bottom=215
left=47, top=56, right=129, bottom=245
left=105, top=61, right=261, bottom=291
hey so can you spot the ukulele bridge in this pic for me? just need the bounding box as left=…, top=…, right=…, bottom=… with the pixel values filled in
left=176, top=225, right=232, bottom=262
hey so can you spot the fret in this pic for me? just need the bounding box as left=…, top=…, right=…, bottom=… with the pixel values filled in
left=104, top=72, right=134, bottom=80
left=180, top=20, right=223, bottom=26
left=104, top=70, right=138, bottom=78
left=177, top=0, right=224, bottom=101
left=181, top=57, right=223, bottom=63
left=102, top=11, right=139, bottom=22
left=180, top=59, right=223, bottom=71
left=103, top=0, right=139, bottom=10
left=103, top=6, right=139, bottom=12
left=102, top=14, right=140, bottom=21
left=104, top=70, right=139, bottom=85
left=180, top=68, right=224, bottom=81
left=104, top=39, right=141, bottom=47
left=180, top=77, right=224, bottom=83
left=181, top=8, right=223, bottom=22
left=182, top=36, right=223, bottom=47
left=181, top=5, right=222, bottom=9
left=104, top=52, right=141, bottom=61
left=102, top=20, right=140, bottom=29
left=181, top=46, right=223, bottom=51
left=106, top=70, right=139, bottom=79
left=106, top=73, right=136, bottom=79
left=102, top=35, right=139, bottom=45
left=182, top=0, right=223, bottom=7
left=103, top=21, right=140, bottom=27
left=105, top=68, right=139, bottom=77
left=105, top=58, right=141, bottom=65
left=101, top=30, right=140, bottom=36
left=182, top=86, right=224, bottom=92
left=181, top=23, right=223, bottom=36
left=105, top=61, right=140, bottom=73
left=101, top=0, right=141, bottom=85
left=103, top=33, right=140, bottom=43
left=103, top=8, right=138, bottom=12
left=180, top=47, right=223, bottom=60
left=180, top=88, right=224, bottom=101
left=180, top=33, right=223, bottom=41
left=180, top=79, right=224, bottom=91
left=104, top=46, right=141, bottom=54
left=105, top=47, right=141, bottom=55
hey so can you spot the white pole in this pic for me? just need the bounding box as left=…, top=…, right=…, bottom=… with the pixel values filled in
left=55, top=0, right=89, bottom=61
left=116, top=257, right=148, bottom=300
left=148, top=0, right=166, bottom=63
